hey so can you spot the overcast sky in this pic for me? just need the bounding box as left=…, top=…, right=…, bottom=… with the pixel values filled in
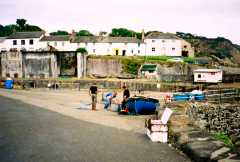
left=1, top=0, right=240, bottom=44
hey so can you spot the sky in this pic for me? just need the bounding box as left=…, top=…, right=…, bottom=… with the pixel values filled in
left=1, top=0, right=240, bottom=44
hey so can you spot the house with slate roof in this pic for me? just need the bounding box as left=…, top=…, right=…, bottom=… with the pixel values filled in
left=39, top=35, right=75, bottom=51
left=72, top=35, right=145, bottom=56
left=2, top=31, right=193, bottom=57
left=4, top=31, right=45, bottom=51
left=144, top=32, right=193, bottom=57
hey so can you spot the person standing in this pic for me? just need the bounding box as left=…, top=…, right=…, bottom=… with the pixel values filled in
left=122, top=85, right=130, bottom=109
left=89, top=82, right=98, bottom=111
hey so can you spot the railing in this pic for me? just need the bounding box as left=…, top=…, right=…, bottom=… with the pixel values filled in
left=204, top=88, right=240, bottom=101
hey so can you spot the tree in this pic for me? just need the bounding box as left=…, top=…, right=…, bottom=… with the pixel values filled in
left=50, top=30, right=69, bottom=36
left=24, top=24, right=42, bottom=32
left=76, top=30, right=93, bottom=36
left=109, top=28, right=142, bottom=39
left=76, top=48, right=88, bottom=54
left=16, top=19, right=26, bottom=30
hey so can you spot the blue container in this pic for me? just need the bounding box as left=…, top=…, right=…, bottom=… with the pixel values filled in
left=5, top=79, right=13, bottom=89
left=194, top=94, right=205, bottom=101
left=173, top=93, right=190, bottom=101
left=126, top=97, right=159, bottom=115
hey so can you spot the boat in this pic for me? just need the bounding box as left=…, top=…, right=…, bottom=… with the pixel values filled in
left=173, top=92, right=205, bottom=101
left=92, top=74, right=107, bottom=79
left=126, top=96, right=159, bottom=115
left=116, top=75, right=135, bottom=79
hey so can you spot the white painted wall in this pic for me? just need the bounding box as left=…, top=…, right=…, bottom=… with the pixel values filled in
left=194, top=71, right=223, bottom=83
left=4, top=37, right=45, bottom=51
left=83, top=43, right=145, bottom=56
left=40, top=41, right=146, bottom=56
left=144, top=39, right=182, bottom=56
left=0, top=40, right=7, bottom=51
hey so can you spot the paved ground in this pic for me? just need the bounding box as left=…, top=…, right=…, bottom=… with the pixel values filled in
left=0, top=89, right=171, bottom=133
left=0, top=96, right=190, bottom=162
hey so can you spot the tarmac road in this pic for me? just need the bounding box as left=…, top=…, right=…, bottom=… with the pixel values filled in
left=0, top=96, right=190, bottom=162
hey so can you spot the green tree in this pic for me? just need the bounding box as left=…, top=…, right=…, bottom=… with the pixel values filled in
left=24, top=24, right=42, bottom=32
left=16, top=19, right=26, bottom=30
left=76, top=30, right=93, bottom=36
left=50, top=30, right=69, bottom=35
left=109, top=28, right=142, bottom=39
left=76, top=48, right=88, bottom=54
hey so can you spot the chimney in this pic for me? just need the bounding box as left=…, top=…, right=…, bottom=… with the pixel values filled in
left=141, top=29, right=145, bottom=41
left=70, top=29, right=76, bottom=42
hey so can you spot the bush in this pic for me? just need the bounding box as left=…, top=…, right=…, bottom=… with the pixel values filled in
left=76, top=48, right=87, bottom=54
left=212, top=132, right=234, bottom=148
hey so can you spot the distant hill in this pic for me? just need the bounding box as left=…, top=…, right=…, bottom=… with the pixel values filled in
left=176, top=32, right=240, bottom=65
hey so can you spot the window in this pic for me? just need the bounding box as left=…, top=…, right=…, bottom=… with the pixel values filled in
left=13, top=40, right=17, bottom=45
left=138, top=43, right=141, bottom=47
left=162, top=40, right=165, bottom=43
left=124, top=43, right=128, bottom=45
left=54, top=42, right=57, bottom=46
left=14, top=73, right=19, bottom=78
left=198, top=74, right=201, bottom=78
left=131, top=49, right=134, bottom=54
left=138, top=50, right=140, bottom=54
left=109, top=42, right=112, bottom=45
left=211, top=72, right=216, bottom=75
left=93, top=49, right=96, bottom=53
left=62, top=42, right=65, bottom=46
left=152, top=40, right=155, bottom=43
left=85, top=42, right=88, bottom=46
left=152, top=47, right=156, bottom=52
left=29, top=39, right=34, bottom=45
left=21, top=40, right=25, bottom=45
left=184, top=45, right=187, bottom=48
left=172, top=48, right=175, bottom=51
left=93, top=42, right=95, bottom=46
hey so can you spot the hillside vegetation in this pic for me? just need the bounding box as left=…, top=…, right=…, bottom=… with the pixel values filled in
left=176, top=32, right=240, bottom=65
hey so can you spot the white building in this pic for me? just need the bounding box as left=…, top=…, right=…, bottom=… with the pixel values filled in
left=39, top=35, right=76, bottom=51
left=0, top=37, right=7, bottom=52
left=193, top=69, right=223, bottom=83
left=4, top=31, right=45, bottom=51
left=39, top=34, right=145, bottom=56
left=145, top=32, right=183, bottom=57
left=72, top=36, right=145, bottom=56
left=2, top=31, right=194, bottom=57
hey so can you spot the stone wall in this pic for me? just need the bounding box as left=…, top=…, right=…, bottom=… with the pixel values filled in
left=1, top=51, right=23, bottom=78
left=187, top=102, right=240, bottom=154
left=87, top=58, right=122, bottom=77
left=22, top=52, right=57, bottom=79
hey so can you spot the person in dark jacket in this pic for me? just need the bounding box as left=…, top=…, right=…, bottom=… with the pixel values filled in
left=89, top=82, right=98, bottom=111
left=122, top=85, right=130, bottom=109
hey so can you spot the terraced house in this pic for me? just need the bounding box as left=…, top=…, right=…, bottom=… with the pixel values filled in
left=0, top=31, right=194, bottom=57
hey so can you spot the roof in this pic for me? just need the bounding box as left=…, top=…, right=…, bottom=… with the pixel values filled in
left=145, top=32, right=180, bottom=40
left=141, top=64, right=157, bottom=71
left=73, top=36, right=142, bottom=43
left=0, top=37, right=6, bottom=43
left=40, top=35, right=70, bottom=41
left=194, top=69, right=222, bottom=73
left=7, top=31, right=45, bottom=39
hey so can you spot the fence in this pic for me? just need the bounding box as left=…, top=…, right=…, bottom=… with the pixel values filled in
left=204, top=88, right=240, bottom=102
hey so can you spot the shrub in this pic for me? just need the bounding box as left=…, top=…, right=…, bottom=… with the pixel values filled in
left=212, top=132, right=234, bottom=148
left=76, top=48, right=87, bottom=54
